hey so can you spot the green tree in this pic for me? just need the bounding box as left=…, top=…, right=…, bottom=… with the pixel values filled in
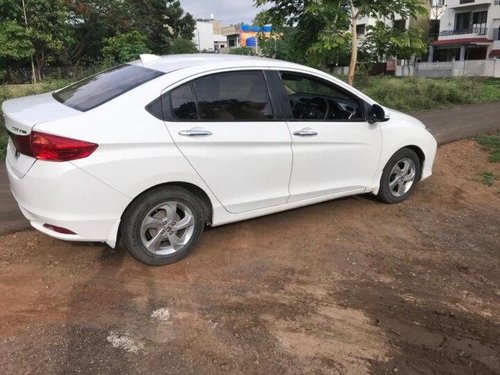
left=0, top=0, right=71, bottom=81
left=0, top=20, right=33, bottom=60
left=390, top=27, right=427, bottom=76
left=364, top=21, right=427, bottom=74
left=27, top=0, right=73, bottom=79
left=126, top=0, right=195, bottom=54
left=102, top=31, right=150, bottom=64
left=67, top=0, right=131, bottom=62
left=0, top=20, right=34, bottom=81
left=168, top=38, right=197, bottom=54
left=68, top=0, right=195, bottom=61
left=255, top=0, right=425, bottom=85
left=363, top=21, right=394, bottom=62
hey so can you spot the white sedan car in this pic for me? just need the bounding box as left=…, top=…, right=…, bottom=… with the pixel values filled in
left=3, top=54, right=437, bottom=265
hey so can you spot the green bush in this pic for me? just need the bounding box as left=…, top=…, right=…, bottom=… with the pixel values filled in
left=168, top=38, right=197, bottom=54
left=229, top=47, right=256, bottom=56
left=476, top=134, right=500, bottom=163
left=102, top=31, right=151, bottom=65
left=359, top=77, right=486, bottom=112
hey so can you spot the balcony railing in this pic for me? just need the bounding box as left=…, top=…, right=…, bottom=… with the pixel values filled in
left=439, top=26, right=487, bottom=36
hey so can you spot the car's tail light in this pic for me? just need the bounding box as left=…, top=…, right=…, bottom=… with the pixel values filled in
left=9, top=131, right=98, bottom=162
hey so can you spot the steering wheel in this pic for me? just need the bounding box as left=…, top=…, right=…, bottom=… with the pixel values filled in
left=298, top=97, right=330, bottom=120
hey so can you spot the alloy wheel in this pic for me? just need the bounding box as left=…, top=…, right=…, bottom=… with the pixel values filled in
left=388, top=158, right=416, bottom=197
left=140, top=201, right=195, bottom=255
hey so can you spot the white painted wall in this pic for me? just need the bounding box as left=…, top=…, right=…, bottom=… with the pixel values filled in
left=332, top=59, right=500, bottom=77
left=438, top=1, right=500, bottom=43
left=193, top=21, right=215, bottom=52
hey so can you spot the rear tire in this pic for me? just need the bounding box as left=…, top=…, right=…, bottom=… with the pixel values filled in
left=121, top=187, right=205, bottom=265
left=377, top=148, right=421, bottom=204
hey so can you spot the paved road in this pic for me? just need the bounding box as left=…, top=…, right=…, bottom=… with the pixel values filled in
left=411, top=101, right=500, bottom=144
left=1, top=101, right=499, bottom=235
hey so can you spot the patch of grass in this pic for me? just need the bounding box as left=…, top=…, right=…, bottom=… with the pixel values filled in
left=479, top=171, right=495, bottom=186
left=358, top=77, right=490, bottom=112
left=0, top=131, right=7, bottom=160
left=480, top=79, right=500, bottom=102
left=476, top=134, right=500, bottom=163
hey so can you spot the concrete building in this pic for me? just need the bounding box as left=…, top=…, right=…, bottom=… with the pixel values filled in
left=354, top=1, right=447, bottom=43
left=222, top=24, right=242, bottom=48
left=429, top=0, right=500, bottom=61
left=193, top=19, right=228, bottom=52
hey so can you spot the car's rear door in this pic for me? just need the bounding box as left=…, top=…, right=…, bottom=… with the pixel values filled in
left=271, top=70, right=382, bottom=203
left=163, top=69, right=292, bottom=214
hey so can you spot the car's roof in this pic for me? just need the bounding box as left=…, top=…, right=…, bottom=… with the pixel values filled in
left=129, top=53, right=306, bottom=73
left=127, top=53, right=376, bottom=106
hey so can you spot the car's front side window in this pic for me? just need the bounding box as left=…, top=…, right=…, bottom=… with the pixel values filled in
left=280, top=72, right=364, bottom=121
left=191, top=71, right=274, bottom=121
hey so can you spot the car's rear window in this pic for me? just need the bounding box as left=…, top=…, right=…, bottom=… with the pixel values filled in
left=53, top=64, right=164, bottom=112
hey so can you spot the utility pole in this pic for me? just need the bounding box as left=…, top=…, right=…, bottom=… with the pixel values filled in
left=21, top=0, right=36, bottom=84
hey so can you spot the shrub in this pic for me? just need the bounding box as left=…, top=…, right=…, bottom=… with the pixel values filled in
left=360, top=77, right=484, bottom=112
left=476, top=134, right=500, bottom=163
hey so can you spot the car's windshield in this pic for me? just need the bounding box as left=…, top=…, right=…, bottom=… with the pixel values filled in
left=53, top=64, right=164, bottom=112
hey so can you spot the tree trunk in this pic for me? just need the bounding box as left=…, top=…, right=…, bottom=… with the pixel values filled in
left=21, top=0, right=36, bottom=83
left=347, top=16, right=358, bottom=86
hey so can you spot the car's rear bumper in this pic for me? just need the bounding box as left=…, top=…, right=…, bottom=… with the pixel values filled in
left=6, top=157, right=130, bottom=247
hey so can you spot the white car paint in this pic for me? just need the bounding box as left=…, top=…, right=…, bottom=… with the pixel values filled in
left=3, top=54, right=437, bottom=248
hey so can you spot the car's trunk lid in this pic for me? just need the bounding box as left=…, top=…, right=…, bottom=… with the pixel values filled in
left=2, top=92, right=81, bottom=178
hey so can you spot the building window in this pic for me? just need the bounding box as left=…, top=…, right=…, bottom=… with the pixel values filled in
left=393, top=20, right=406, bottom=31
left=472, top=11, right=487, bottom=35
left=356, top=24, right=365, bottom=35
left=430, top=20, right=440, bottom=39
left=455, top=12, right=471, bottom=33
left=459, top=0, right=474, bottom=4
left=455, top=11, right=487, bottom=35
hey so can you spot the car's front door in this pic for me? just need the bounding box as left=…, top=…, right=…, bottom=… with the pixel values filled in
left=164, top=70, right=292, bottom=214
left=276, top=71, right=382, bottom=203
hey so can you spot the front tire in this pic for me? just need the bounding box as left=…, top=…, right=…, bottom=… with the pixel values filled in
left=121, top=187, right=205, bottom=265
left=377, top=148, right=421, bottom=204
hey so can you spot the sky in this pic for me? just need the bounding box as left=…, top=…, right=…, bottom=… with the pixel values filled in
left=179, top=0, right=267, bottom=25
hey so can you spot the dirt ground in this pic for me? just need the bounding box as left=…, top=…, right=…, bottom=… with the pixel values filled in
left=0, top=139, right=499, bottom=375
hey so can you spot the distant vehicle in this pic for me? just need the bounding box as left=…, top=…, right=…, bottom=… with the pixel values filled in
left=3, top=54, right=437, bottom=265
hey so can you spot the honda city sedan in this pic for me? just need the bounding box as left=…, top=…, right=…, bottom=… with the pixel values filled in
left=3, top=54, right=437, bottom=265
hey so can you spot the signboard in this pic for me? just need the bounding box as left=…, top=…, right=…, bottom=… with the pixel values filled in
left=240, top=24, right=273, bottom=48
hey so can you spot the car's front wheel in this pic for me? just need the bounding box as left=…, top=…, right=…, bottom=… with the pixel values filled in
left=377, top=148, right=421, bottom=204
left=121, top=187, right=205, bottom=265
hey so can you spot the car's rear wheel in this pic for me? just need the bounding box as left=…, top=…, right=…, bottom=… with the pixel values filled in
left=121, top=187, right=205, bottom=265
left=377, top=148, right=421, bottom=204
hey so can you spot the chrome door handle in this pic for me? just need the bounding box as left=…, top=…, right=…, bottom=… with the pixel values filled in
left=179, top=128, right=213, bottom=137
left=293, top=128, right=318, bottom=137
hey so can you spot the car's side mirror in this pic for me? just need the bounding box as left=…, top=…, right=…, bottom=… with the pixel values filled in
left=368, top=104, right=390, bottom=124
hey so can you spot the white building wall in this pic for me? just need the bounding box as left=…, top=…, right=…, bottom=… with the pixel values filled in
left=438, top=1, right=500, bottom=48
left=193, top=21, right=215, bottom=52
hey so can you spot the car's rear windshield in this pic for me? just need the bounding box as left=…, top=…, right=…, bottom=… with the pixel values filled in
left=53, top=64, right=164, bottom=112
